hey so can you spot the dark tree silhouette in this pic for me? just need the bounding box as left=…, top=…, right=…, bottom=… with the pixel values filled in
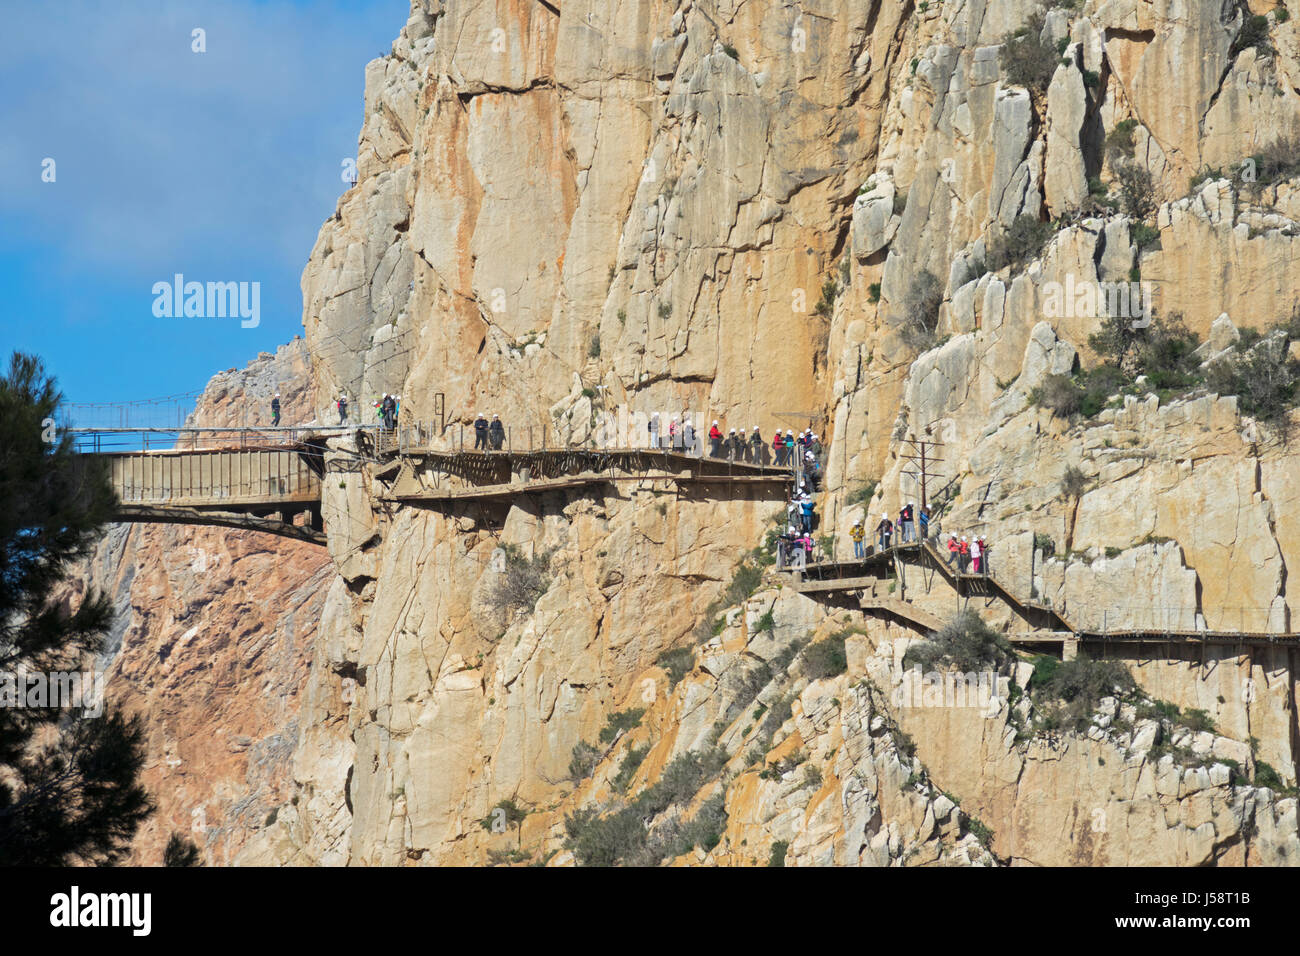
left=163, top=833, right=202, bottom=867
left=0, top=352, right=153, bottom=865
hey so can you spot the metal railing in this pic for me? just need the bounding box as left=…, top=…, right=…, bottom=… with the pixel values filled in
left=1083, top=605, right=1286, bottom=635
left=391, top=419, right=800, bottom=467
left=68, top=425, right=381, bottom=454
left=60, top=392, right=202, bottom=430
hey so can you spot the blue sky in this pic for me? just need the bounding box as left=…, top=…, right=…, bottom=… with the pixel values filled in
left=0, top=0, right=405, bottom=408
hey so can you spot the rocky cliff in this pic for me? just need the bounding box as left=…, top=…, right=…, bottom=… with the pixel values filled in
left=88, top=0, right=1300, bottom=865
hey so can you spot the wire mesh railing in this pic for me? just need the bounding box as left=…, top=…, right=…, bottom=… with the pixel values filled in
left=67, top=425, right=379, bottom=454
left=60, top=392, right=204, bottom=430
left=1070, top=604, right=1290, bottom=635
left=392, top=420, right=806, bottom=470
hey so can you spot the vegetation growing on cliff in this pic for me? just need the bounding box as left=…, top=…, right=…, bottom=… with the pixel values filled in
left=598, top=708, right=646, bottom=744
left=802, top=630, right=850, bottom=680
left=485, top=543, right=554, bottom=618
left=846, top=478, right=879, bottom=509
left=656, top=646, right=695, bottom=686
left=902, top=611, right=1014, bottom=672
left=1025, top=654, right=1136, bottom=732
left=987, top=214, right=1054, bottom=273
left=563, top=747, right=730, bottom=865
left=1231, top=13, right=1273, bottom=56
left=1032, top=309, right=1300, bottom=426
left=998, top=10, right=1058, bottom=94
left=568, top=741, right=603, bottom=782
left=896, top=269, right=944, bottom=350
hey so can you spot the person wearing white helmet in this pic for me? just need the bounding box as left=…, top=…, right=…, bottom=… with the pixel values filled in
left=474, top=411, right=489, bottom=449
left=709, top=420, right=722, bottom=457
left=875, top=512, right=893, bottom=552
left=749, top=426, right=763, bottom=464
left=958, top=535, right=970, bottom=573
left=899, top=501, right=915, bottom=543
left=804, top=449, right=823, bottom=492
left=727, top=427, right=738, bottom=461
left=489, top=413, right=505, bottom=450
left=683, top=415, right=696, bottom=455
left=799, top=488, right=815, bottom=533
left=668, top=415, right=679, bottom=450
left=270, top=392, right=281, bottom=426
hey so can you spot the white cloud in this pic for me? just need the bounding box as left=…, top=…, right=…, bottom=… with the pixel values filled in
left=0, top=0, right=402, bottom=281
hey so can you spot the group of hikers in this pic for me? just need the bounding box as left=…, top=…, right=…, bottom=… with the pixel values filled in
left=473, top=412, right=507, bottom=450
left=943, top=533, right=992, bottom=574
left=646, top=415, right=823, bottom=468
left=788, top=485, right=817, bottom=533
left=372, top=394, right=400, bottom=429
left=773, top=483, right=820, bottom=566
left=314, top=393, right=396, bottom=428
left=856, top=502, right=930, bottom=555
left=844, top=505, right=992, bottom=575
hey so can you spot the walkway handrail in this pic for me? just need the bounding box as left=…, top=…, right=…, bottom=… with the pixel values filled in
left=789, top=539, right=1296, bottom=640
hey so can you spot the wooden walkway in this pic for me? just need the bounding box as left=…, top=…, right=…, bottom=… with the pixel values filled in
left=80, top=441, right=796, bottom=543
left=387, top=447, right=793, bottom=504
left=786, top=540, right=1300, bottom=649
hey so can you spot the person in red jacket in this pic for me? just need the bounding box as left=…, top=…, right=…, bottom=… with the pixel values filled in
left=772, top=431, right=785, bottom=466
left=709, top=420, right=723, bottom=457
left=958, top=536, right=971, bottom=573
left=946, top=534, right=960, bottom=567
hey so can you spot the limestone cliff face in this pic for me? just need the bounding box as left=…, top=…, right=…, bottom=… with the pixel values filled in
left=141, top=0, right=1300, bottom=864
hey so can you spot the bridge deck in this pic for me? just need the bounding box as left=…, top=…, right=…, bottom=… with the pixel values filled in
left=104, top=447, right=321, bottom=507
